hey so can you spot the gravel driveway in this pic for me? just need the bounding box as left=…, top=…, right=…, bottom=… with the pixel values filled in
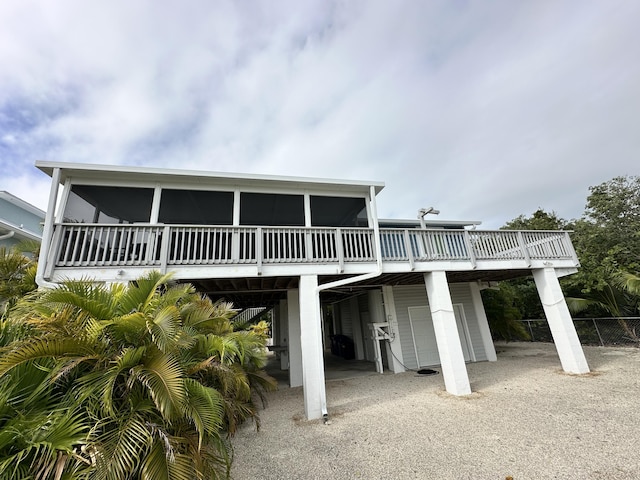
left=231, top=342, right=640, bottom=479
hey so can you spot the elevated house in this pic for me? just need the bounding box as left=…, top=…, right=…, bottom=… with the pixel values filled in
left=0, top=191, right=44, bottom=250
left=36, top=161, right=589, bottom=420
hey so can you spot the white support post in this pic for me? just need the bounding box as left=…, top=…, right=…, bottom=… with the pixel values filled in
left=287, top=289, right=303, bottom=387
left=36, top=167, right=61, bottom=286
left=380, top=286, right=405, bottom=373
left=299, top=275, right=327, bottom=420
left=423, top=272, right=472, bottom=395
left=469, top=282, right=497, bottom=362
left=370, top=324, right=384, bottom=374
left=532, top=268, right=590, bottom=374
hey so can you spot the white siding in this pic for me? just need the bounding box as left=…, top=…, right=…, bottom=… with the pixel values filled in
left=391, top=286, right=423, bottom=369
left=391, top=283, right=488, bottom=369
left=449, top=284, right=488, bottom=362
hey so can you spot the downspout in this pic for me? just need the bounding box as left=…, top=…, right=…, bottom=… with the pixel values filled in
left=35, top=167, right=62, bottom=288
left=0, top=231, right=15, bottom=241
left=314, top=185, right=384, bottom=418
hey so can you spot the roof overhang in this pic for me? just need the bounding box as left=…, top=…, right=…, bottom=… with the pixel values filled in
left=379, top=218, right=482, bottom=229
left=35, top=161, right=385, bottom=196
left=0, top=191, right=46, bottom=218
left=0, top=219, right=42, bottom=242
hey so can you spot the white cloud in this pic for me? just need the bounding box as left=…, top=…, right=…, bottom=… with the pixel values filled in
left=0, top=0, right=638, bottom=227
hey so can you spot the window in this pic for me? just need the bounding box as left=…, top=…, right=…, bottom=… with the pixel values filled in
left=63, top=185, right=153, bottom=223
left=240, top=193, right=304, bottom=226
left=159, top=189, right=233, bottom=224
left=310, top=196, right=368, bottom=227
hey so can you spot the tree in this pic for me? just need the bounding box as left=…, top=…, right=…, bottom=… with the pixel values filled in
left=566, top=175, right=640, bottom=295
left=566, top=270, right=640, bottom=343
left=483, top=209, right=571, bottom=331
left=0, top=271, right=276, bottom=479
left=502, top=208, right=569, bottom=231
left=481, top=283, right=530, bottom=340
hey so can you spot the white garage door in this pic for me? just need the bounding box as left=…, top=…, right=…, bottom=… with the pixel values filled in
left=408, top=305, right=473, bottom=367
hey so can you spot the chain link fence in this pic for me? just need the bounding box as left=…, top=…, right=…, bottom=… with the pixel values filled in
left=519, top=317, right=640, bottom=347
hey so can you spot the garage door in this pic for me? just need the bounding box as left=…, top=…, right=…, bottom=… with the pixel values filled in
left=408, top=305, right=472, bottom=367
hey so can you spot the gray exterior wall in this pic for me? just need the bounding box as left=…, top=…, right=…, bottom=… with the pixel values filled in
left=0, top=193, right=44, bottom=249
left=327, top=284, right=488, bottom=369
left=390, top=283, right=488, bottom=369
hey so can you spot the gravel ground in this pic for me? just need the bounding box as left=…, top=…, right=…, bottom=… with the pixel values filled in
left=231, top=342, right=640, bottom=480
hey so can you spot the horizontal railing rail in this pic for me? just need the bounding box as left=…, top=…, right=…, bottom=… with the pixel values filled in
left=51, top=224, right=577, bottom=271
left=379, top=229, right=576, bottom=267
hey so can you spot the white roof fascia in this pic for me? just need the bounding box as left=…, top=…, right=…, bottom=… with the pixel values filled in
left=379, top=218, right=482, bottom=228
left=0, top=219, right=42, bottom=241
left=35, top=161, right=385, bottom=195
left=0, top=191, right=46, bottom=218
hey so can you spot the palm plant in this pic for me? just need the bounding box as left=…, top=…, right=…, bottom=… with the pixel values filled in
left=617, top=271, right=640, bottom=297
left=567, top=270, right=640, bottom=343
left=0, top=245, right=38, bottom=318
left=0, top=271, right=276, bottom=479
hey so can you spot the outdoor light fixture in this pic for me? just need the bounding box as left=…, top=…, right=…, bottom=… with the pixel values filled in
left=418, top=206, right=440, bottom=229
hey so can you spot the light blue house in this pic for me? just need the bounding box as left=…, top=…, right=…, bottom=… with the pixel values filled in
left=0, top=191, right=44, bottom=250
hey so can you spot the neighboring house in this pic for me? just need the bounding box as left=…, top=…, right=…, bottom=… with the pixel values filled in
left=0, top=191, right=44, bottom=250
left=35, top=161, right=589, bottom=420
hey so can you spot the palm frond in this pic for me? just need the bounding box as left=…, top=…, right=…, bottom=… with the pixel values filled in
left=76, top=346, right=147, bottom=416
left=131, top=352, right=186, bottom=420
left=616, top=271, right=640, bottom=296
left=146, top=305, right=182, bottom=353
left=140, top=436, right=202, bottom=480
left=110, top=311, right=149, bottom=345
left=0, top=337, right=98, bottom=376
left=192, top=334, right=241, bottom=366
left=91, top=413, right=153, bottom=480
left=181, top=297, right=236, bottom=335
left=38, top=280, right=118, bottom=320
left=117, top=271, right=174, bottom=315
left=183, top=379, right=225, bottom=444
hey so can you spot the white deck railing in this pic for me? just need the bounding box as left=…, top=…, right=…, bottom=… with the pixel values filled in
left=50, top=224, right=576, bottom=271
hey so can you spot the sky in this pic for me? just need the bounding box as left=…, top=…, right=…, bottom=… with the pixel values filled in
left=0, top=1, right=638, bottom=228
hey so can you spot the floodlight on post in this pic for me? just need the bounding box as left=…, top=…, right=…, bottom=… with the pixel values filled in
left=418, top=207, right=440, bottom=229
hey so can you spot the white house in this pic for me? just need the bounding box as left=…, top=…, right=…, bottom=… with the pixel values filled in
left=35, top=161, right=589, bottom=420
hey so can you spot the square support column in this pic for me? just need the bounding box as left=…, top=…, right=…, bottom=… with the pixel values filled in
left=424, top=272, right=472, bottom=396
left=533, top=268, right=589, bottom=374
left=469, top=282, right=497, bottom=362
left=287, top=289, right=303, bottom=387
left=299, top=275, right=327, bottom=420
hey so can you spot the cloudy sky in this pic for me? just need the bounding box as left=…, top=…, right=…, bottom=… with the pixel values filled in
left=0, top=1, right=637, bottom=228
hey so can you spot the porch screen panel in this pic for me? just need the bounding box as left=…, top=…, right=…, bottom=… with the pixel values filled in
left=240, top=193, right=304, bottom=226
left=310, top=196, right=367, bottom=227
left=158, top=189, right=233, bottom=225
left=63, top=185, right=153, bottom=223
